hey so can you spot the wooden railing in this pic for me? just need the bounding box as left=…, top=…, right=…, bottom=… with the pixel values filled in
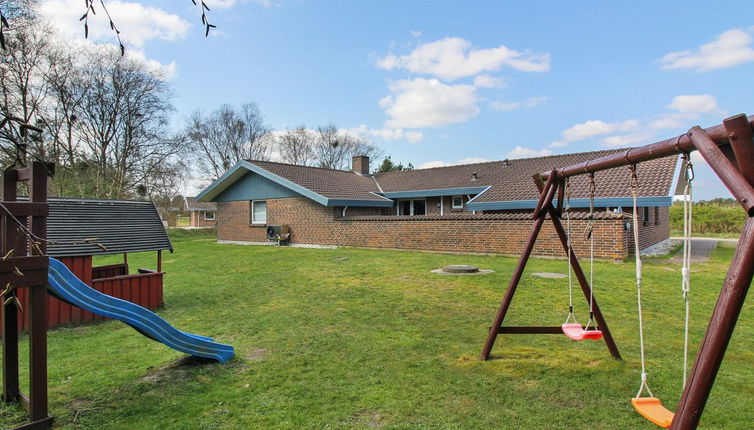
left=92, top=263, right=128, bottom=279
left=11, top=271, right=164, bottom=332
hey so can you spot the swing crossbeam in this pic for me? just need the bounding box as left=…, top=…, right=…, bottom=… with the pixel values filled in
left=480, top=113, right=754, bottom=430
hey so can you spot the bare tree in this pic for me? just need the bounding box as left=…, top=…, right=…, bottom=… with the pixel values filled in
left=186, top=103, right=272, bottom=179
left=277, top=125, right=315, bottom=166
left=0, top=19, right=53, bottom=165
left=312, top=124, right=382, bottom=170
left=68, top=48, right=180, bottom=198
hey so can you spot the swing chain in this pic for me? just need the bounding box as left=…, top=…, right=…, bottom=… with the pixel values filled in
left=584, top=173, right=596, bottom=240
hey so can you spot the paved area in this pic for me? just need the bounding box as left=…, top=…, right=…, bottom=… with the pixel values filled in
left=671, top=238, right=719, bottom=263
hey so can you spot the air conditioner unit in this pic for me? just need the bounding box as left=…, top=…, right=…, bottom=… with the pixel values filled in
left=266, top=225, right=290, bottom=241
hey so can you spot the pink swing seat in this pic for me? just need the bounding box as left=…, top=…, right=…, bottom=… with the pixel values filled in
left=561, top=323, right=603, bottom=341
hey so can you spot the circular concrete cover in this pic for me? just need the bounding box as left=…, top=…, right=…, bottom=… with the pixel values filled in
left=442, top=265, right=480, bottom=273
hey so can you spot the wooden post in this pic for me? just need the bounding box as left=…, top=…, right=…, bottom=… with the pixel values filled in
left=27, top=162, right=49, bottom=422
left=1, top=169, right=19, bottom=403
left=123, top=253, right=128, bottom=266
left=480, top=178, right=556, bottom=360
left=157, top=250, right=162, bottom=272
left=671, top=217, right=754, bottom=429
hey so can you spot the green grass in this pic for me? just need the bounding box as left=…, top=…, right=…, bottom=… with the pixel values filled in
left=1, top=231, right=752, bottom=429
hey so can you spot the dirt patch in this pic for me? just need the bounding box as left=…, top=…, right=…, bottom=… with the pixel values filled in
left=351, top=411, right=388, bottom=428
left=140, top=355, right=216, bottom=383
left=245, top=347, right=267, bottom=361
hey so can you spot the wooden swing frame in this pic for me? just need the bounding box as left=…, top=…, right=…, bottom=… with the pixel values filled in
left=480, top=113, right=754, bottom=429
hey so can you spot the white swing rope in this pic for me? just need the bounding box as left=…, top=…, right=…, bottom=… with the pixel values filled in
left=584, top=173, right=597, bottom=331
left=564, top=178, right=577, bottom=325
left=681, top=154, right=694, bottom=388
left=631, top=165, right=653, bottom=399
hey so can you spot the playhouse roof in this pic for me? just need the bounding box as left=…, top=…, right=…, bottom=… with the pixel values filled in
left=45, top=198, right=173, bottom=257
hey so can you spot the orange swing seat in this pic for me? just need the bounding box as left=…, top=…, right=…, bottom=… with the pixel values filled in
left=632, top=397, right=675, bottom=428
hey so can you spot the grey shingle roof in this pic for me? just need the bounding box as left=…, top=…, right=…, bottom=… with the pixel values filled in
left=247, top=160, right=388, bottom=201
left=185, top=196, right=216, bottom=211
left=45, top=198, right=173, bottom=257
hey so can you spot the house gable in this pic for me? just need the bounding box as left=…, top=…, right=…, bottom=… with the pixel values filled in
left=215, top=171, right=301, bottom=202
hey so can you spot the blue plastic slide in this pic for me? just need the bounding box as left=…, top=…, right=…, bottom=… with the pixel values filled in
left=47, top=257, right=234, bottom=362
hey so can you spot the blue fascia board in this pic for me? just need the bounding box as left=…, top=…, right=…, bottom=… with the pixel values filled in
left=196, top=161, right=396, bottom=207
left=380, top=186, right=489, bottom=199
left=327, top=199, right=394, bottom=207
left=196, top=161, right=248, bottom=202
left=240, top=161, right=331, bottom=206
left=466, top=196, right=673, bottom=211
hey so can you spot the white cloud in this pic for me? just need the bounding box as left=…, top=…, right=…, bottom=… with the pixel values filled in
left=410, top=30, right=422, bottom=38
left=559, top=119, right=639, bottom=143
left=40, top=0, right=191, bottom=48
left=666, top=94, right=720, bottom=114
left=600, top=133, right=654, bottom=148
left=204, top=0, right=237, bottom=8
left=377, top=37, right=550, bottom=80
left=490, top=96, right=547, bottom=111
left=379, top=78, right=479, bottom=128
left=351, top=125, right=424, bottom=143
left=505, top=146, right=552, bottom=159
left=473, top=74, right=505, bottom=88
left=418, top=156, right=490, bottom=169
left=659, top=28, right=754, bottom=72
left=419, top=160, right=450, bottom=169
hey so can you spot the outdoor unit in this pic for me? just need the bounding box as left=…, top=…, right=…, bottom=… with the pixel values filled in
left=266, top=225, right=290, bottom=241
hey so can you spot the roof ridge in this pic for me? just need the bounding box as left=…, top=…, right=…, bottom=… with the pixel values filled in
left=374, top=148, right=629, bottom=175
left=247, top=159, right=357, bottom=174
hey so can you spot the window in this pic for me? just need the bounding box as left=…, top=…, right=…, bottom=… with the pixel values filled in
left=397, top=199, right=426, bottom=216
left=204, top=211, right=215, bottom=221
left=251, top=200, right=267, bottom=224
left=642, top=207, right=650, bottom=227
left=654, top=207, right=660, bottom=225
left=451, top=195, right=463, bottom=210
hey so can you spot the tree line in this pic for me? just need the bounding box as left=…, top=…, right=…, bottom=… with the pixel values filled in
left=0, top=0, right=390, bottom=214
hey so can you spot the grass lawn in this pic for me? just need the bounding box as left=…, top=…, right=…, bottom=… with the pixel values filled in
left=1, top=230, right=752, bottom=429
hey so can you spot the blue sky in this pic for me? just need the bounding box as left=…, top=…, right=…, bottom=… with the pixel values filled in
left=40, top=1, right=754, bottom=199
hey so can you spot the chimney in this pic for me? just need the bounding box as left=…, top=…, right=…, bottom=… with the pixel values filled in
left=352, top=155, right=370, bottom=175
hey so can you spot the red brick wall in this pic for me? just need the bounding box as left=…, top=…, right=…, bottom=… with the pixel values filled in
left=626, top=206, right=670, bottom=253
left=190, top=210, right=217, bottom=227
left=216, top=197, right=642, bottom=259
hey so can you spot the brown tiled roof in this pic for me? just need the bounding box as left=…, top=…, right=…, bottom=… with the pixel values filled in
left=374, top=149, right=678, bottom=202
left=185, top=196, right=217, bottom=211
left=238, top=149, right=677, bottom=206
left=246, top=160, right=389, bottom=202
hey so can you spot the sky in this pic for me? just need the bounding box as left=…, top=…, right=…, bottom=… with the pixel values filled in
left=38, top=0, right=754, bottom=199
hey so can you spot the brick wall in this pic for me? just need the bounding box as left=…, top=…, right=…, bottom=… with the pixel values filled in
left=190, top=210, right=217, bottom=227
left=626, top=206, right=670, bottom=253
left=216, top=197, right=650, bottom=259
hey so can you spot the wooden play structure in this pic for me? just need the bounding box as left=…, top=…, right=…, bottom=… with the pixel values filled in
left=1, top=161, right=54, bottom=429
left=481, top=113, right=754, bottom=429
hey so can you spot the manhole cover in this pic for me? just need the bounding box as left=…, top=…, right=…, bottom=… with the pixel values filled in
left=431, top=265, right=494, bottom=276
left=442, top=265, right=479, bottom=273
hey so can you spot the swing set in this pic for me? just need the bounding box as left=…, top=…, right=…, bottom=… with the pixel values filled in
left=480, top=113, right=754, bottom=429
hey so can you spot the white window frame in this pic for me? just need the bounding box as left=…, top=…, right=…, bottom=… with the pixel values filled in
left=203, top=211, right=215, bottom=221
left=251, top=200, right=267, bottom=224
left=451, top=195, right=463, bottom=210
left=396, top=199, right=427, bottom=216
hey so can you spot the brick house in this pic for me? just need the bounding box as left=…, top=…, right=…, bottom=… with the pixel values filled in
left=196, top=150, right=679, bottom=258
left=184, top=196, right=217, bottom=227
